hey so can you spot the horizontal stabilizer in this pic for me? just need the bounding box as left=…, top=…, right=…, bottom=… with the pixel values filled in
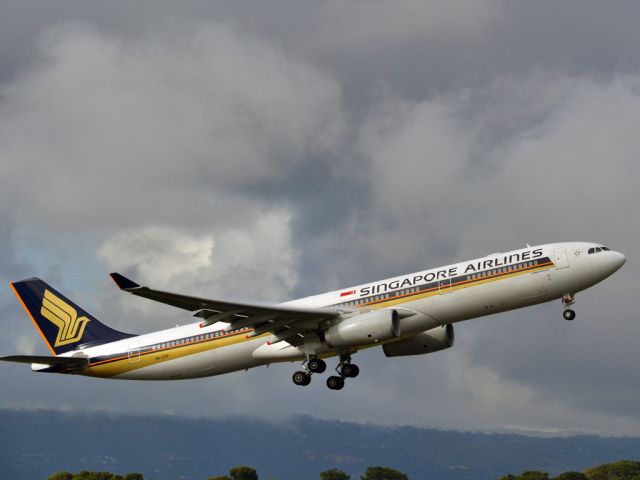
left=0, top=355, right=89, bottom=372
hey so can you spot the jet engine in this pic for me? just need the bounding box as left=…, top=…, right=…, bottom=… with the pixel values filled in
left=382, top=324, right=454, bottom=357
left=325, top=309, right=401, bottom=348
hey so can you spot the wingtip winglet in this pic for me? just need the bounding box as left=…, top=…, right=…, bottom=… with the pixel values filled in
left=110, top=272, right=140, bottom=290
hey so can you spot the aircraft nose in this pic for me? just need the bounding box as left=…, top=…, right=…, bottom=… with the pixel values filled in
left=611, top=251, right=627, bottom=271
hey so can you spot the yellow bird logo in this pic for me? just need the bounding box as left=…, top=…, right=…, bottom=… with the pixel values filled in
left=40, top=289, right=90, bottom=347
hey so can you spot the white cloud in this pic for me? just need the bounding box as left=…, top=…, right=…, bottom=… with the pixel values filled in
left=0, top=23, right=344, bottom=236
left=97, top=209, right=297, bottom=319
left=98, top=226, right=214, bottom=285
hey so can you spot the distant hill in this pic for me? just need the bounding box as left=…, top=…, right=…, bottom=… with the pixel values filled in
left=1, top=409, right=639, bottom=480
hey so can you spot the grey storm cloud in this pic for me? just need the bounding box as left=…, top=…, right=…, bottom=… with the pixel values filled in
left=0, top=0, right=639, bottom=435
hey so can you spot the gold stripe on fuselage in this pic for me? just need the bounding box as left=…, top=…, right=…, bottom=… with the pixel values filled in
left=84, top=330, right=269, bottom=378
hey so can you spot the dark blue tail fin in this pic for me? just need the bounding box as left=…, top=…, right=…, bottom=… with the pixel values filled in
left=11, top=278, right=134, bottom=355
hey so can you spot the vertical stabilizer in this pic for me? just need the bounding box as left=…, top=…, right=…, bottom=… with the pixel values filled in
left=11, top=278, right=134, bottom=355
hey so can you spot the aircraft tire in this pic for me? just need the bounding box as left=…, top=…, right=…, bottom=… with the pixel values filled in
left=293, top=371, right=311, bottom=386
left=341, top=363, right=360, bottom=378
left=308, top=358, right=327, bottom=373
left=563, top=309, right=576, bottom=321
left=327, top=376, right=345, bottom=390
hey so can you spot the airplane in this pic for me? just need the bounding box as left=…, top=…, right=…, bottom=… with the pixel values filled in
left=0, top=242, right=626, bottom=390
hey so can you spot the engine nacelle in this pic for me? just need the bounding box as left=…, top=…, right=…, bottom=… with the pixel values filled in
left=382, top=324, right=455, bottom=357
left=325, top=309, right=401, bottom=348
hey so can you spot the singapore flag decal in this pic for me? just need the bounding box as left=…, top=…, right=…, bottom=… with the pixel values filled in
left=340, top=289, right=356, bottom=298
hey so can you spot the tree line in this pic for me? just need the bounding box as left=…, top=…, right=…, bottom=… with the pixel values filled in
left=48, top=460, right=640, bottom=480
left=499, top=460, right=640, bottom=480
left=48, top=466, right=406, bottom=480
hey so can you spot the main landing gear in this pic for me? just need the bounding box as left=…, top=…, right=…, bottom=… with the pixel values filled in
left=326, top=355, right=360, bottom=391
left=562, top=293, right=576, bottom=321
left=292, top=357, right=327, bottom=386
left=292, top=355, right=359, bottom=390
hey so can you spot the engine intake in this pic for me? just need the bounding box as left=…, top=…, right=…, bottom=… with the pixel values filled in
left=383, top=324, right=455, bottom=357
left=325, top=309, right=401, bottom=348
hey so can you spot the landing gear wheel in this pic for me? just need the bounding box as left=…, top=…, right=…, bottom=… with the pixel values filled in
left=340, top=363, right=360, bottom=378
left=292, top=371, right=311, bottom=386
left=307, top=358, right=327, bottom=374
left=326, top=376, right=345, bottom=390
left=563, top=309, right=576, bottom=321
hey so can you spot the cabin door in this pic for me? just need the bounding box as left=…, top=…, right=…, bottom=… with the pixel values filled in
left=553, top=247, right=569, bottom=269
left=438, top=278, right=452, bottom=294
left=128, top=340, right=141, bottom=363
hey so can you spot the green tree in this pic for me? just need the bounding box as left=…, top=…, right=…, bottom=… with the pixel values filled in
left=123, top=474, right=144, bottom=480
left=207, top=477, right=232, bottom=480
left=321, top=468, right=351, bottom=480
left=72, top=472, right=113, bottom=480
left=585, top=460, right=640, bottom=480
left=552, top=472, right=587, bottom=480
left=360, top=466, right=409, bottom=480
left=49, top=473, right=73, bottom=480
left=518, top=472, right=549, bottom=480
left=72, top=473, right=123, bottom=480
left=229, top=466, right=259, bottom=480
left=498, top=476, right=517, bottom=480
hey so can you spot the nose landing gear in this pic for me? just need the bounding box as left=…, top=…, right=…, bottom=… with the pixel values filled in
left=562, top=294, right=576, bottom=321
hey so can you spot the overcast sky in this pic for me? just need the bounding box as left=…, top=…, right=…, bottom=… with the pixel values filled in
left=1, top=0, right=639, bottom=436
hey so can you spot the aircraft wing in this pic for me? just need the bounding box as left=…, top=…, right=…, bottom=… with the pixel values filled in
left=110, top=273, right=339, bottom=344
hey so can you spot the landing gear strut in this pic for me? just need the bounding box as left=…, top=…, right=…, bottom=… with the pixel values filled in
left=562, top=294, right=576, bottom=321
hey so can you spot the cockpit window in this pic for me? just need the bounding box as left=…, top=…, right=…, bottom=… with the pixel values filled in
left=602, top=246, right=610, bottom=251
left=588, top=248, right=595, bottom=254
left=588, top=246, right=610, bottom=254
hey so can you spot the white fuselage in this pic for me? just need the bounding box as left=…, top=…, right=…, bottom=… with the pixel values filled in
left=56, top=242, right=625, bottom=380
